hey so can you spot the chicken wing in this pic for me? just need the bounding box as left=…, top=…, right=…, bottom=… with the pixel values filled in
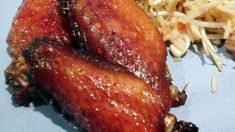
left=5, top=0, right=72, bottom=105
left=62, top=0, right=174, bottom=109
left=24, top=39, right=168, bottom=132
left=7, top=0, right=71, bottom=56
left=4, top=0, right=198, bottom=131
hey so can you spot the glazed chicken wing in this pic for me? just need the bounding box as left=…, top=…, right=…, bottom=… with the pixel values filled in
left=5, top=0, right=72, bottom=105
left=4, top=0, right=198, bottom=131
left=63, top=0, right=167, bottom=89
left=62, top=0, right=185, bottom=109
left=24, top=39, right=168, bottom=132
left=7, top=0, right=71, bottom=56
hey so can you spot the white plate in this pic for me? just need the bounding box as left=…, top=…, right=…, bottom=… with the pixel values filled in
left=0, top=1, right=235, bottom=132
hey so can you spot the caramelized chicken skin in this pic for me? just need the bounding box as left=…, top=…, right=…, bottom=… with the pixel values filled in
left=7, top=0, right=71, bottom=57
left=62, top=0, right=173, bottom=110
left=63, top=0, right=167, bottom=88
left=24, top=39, right=169, bottom=132
left=4, top=0, right=198, bottom=131
left=5, top=0, right=72, bottom=105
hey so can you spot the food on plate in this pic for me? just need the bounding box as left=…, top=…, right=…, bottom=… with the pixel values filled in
left=7, top=0, right=72, bottom=54
left=136, top=0, right=235, bottom=71
left=5, top=0, right=198, bottom=131
left=5, top=0, right=72, bottom=105
left=63, top=0, right=169, bottom=100
left=23, top=39, right=196, bottom=131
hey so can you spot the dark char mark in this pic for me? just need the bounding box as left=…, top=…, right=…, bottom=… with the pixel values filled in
left=60, top=0, right=87, bottom=49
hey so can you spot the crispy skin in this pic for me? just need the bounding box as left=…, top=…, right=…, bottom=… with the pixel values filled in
left=7, top=0, right=71, bottom=57
left=5, top=0, right=197, bottom=130
left=63, top=0, right=171, bottom=110
left=24, top=41, right=169, bottom=132
left=5, top=0, right=71, bottom=105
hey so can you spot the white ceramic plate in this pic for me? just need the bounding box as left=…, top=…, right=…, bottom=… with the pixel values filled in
left=1, top=1, right=235, bottom=132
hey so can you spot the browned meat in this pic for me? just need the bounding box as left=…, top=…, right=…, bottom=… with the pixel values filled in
left=62, top=0, right=176, bottom=111
left=7, top=0, right=71, bottom=57
left=5, top=0, right=72, bottom=105
left=4, top=0, right=198, bottom=131
left=24, top=39, right=168, bottom=132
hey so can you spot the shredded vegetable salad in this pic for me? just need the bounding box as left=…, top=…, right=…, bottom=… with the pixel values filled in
left=136, top=0, right=235, bottom=71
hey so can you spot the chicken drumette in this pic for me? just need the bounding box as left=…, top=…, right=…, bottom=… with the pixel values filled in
left=5, top=0, right=198, bottom=131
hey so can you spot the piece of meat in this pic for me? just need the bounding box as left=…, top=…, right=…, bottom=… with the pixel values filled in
left=62, top=0, right=176, bottom=110
left=4, top=0, right=198, bottom=130
left=5, top=0, right=72, bottom=105
left=24, top=39, right=169, bottom=132
left=63, top=0, right=167, bottom=89
left=7, top=0, right=71, bottom=57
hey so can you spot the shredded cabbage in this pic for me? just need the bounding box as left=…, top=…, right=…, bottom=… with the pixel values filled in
left=136, top=0, right=235, bottom=71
